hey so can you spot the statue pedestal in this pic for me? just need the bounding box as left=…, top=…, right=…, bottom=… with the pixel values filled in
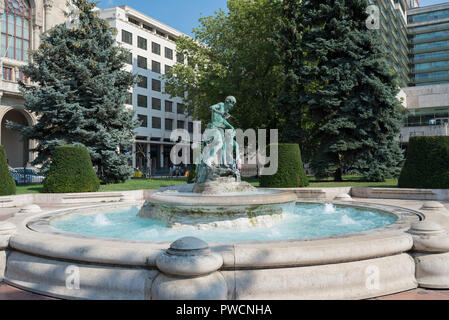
left=193, top=177, right=256, bottom=194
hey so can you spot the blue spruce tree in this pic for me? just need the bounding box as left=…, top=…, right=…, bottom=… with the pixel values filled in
left=278, top=0, right=404, bottom=182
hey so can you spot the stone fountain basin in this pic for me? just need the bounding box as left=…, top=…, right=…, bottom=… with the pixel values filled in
left=1, top=201, right=422, bottom=300
left=138, top=186, right=297, bottom=229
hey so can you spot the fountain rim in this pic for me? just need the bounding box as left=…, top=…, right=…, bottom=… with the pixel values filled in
left=4, top=200, right=421, bottom=270
left=148, top=188, right=297, bottom=206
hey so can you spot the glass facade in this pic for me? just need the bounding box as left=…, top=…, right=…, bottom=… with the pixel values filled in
left=409, top=6, right=449, bottom=86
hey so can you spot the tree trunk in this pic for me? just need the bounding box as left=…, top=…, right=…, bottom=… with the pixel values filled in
left=334, top=168, right=343, bottom=182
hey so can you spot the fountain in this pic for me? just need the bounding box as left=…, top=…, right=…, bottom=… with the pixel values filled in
left=137, top=96, right=297, bottom=230
left=0, top=97, right=432, bottom=300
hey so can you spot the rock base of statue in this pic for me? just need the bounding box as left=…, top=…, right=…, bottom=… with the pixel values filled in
left=193, top=177, right=256, bottom=194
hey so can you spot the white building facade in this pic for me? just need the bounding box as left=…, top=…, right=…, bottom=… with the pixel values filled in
left=99, top=6, right=193, bottom=174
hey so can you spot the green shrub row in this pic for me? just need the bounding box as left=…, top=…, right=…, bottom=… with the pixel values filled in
left=399, top=136, right=449, bottom=189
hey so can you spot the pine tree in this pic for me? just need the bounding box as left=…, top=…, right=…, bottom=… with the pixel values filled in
left=11, top=0, right=138, bottom=183
left=283, top=0, right=404, bottom=181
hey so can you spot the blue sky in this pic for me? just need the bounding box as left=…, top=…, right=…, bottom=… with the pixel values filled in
left=96, top=0, right=228, bottom=36
left=419, top=0, right=448, bottom=6
left=96, top=0, right=449, bottom=36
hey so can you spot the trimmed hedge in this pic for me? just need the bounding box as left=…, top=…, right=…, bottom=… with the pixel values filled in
left=260, top=143, right=309, bottom=188
left=43, top=146, right=100, bottom=193
left=0, top=145, right=16, bottom=195
left=398, top=136, right=449, bottom=189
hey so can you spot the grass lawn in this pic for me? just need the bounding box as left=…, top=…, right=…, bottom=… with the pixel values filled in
left=14, top=175, right=397, bottom=195
left=15, top=178, right=188, bottom=195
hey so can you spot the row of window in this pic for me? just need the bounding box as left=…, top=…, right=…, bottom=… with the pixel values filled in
left=414, top=60, right=449, bottom=72
left=127, top=16, right=177, bottom=42
left=2, top=66, right=28, bottom=82
left=125, top=53, right=173, bottom=75
left=136, top=75, right=161, bottom=91
left=121, top=30, right=180, bottom=61
left=414, top=39, right=449, bottom=52
left=137, top=115, right=193, bottom=131
left=127, top=94, right=185, bottom=113
left=415, top=69, right=449, bottom=81
left=412, top=29, right=449, bottom=43
left=414, top=49, right=449, bottom=62
left=408, top=8, right=449, bottom=24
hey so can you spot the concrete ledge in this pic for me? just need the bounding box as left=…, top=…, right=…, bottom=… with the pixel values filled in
left=0, top=190, right=154, bottom=208
left=223, top=254, right=417, bottom=300
left=351, top=188, right=449, bottom=201
left=5, top=251, right=157, bottom=300
left=276, top=187, right=351, bottom=200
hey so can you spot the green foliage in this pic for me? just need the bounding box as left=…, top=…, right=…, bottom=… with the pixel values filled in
left=187, top=165, right=197, bottom=184
left=398, top=137, right=449, bottom=189
left=0, top=145, right=16, bottom=195
left=279, top=0, right=404, bottom=181
left=164, top=0, right=284, bottom=130
left=43, top=146, right=100, bottom=193
left=260, top=143, right=309, bottom=188
left=10, top=0, right=138, bottom=184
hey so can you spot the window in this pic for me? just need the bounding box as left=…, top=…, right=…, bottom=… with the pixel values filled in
left=165, top=47, right=173, bottom=60
left=165, top=65, right=171, bottom=74
left=165, top=100, right=173, bottom=112
left=156, top=29, right=166, bottom=37
left=137, top=75, right=148, bottom=88
left=137, top=56, right=147, bottom=69
left=165, top=119, right=173, bottom=131
left=137, top=36, right=147, bottom=50
left=152, top=79, right=161, bottom=92
left=188, top=122, right=193, bottom=133
left=152, top=117, right=161, bottom=129
left=152, top=97, right=161, bottom=110
left=138, top=115, right=148, bottom=127
left=177, top=120, right=185, bottom=129
left=152, top=42, right=161, bottom=55
left=128, top=17, right=140, bottom=26
left=3, top=67, right=12, bottom=81
left=152, top=60, right=161, bottom=74
left=177, top=103, right=185, bottom=114
left=143, top=24, right=154, bottom=32
left=125, top=51, right=132, bottom=65
left=168, top=35, right=177, bottom=42
left=122, top=30, right=132, bottom=45
left=137, top=94, right=147, bottom=108
left=1, top=0, right=31, bottom=61
left=176, top=53, right=184, bottom=64
left=125, top=92, right=133, bottom=105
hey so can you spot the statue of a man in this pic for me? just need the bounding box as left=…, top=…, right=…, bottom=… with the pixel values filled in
left=209, top=96, right=236, bottom=132
left=197, top=96, right=241, bottom=184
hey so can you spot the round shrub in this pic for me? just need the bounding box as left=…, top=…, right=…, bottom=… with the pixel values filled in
left=0, top=145, right=16, bottom=195
left=43, top=146, right=100, bottom=193
left=398, top=136, right=449, bottom=189
left=260, top=143, right=309, bottom=188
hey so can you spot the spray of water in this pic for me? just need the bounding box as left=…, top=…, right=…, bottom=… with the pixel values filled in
left=93, top=213, right=112, bottom=227
left=324, top=203, right=336, bottom=214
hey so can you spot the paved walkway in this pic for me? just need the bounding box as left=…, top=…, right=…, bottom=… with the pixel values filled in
left=0, top=282, right=448, bottom=300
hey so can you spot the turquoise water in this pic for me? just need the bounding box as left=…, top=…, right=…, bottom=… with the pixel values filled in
left=50, top=203, right=397, bottom=243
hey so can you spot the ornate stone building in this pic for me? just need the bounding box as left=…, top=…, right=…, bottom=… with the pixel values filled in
left=0, top=0, right=67, bottom=168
